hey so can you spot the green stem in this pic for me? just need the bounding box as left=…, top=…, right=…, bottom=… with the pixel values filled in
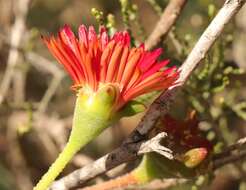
left=33, top=140, right=79, bottom=190
left=34, top=89, right=113, bottom=190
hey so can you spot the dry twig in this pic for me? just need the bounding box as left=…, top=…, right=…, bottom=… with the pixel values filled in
left=0, top=30, right=65, bottom=113
left=213, top=136, right=246, bottom=169
left=145, top=0, right=187, bottom=50
left=0, top=0, right=31, bottom=104
left=49, top=132, right=172, bottom=190
left=7, top=112, right=33, bottom=190
left=213, top=150, right=246, bottom=170
left=83, top=135, right=246, bottom=190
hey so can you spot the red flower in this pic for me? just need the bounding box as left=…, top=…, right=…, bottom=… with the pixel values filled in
left=42, top=25, right=178, bottom=110
left=162, top=112, right=213, bottom=151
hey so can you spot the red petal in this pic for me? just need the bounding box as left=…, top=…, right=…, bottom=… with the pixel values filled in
left=100, top=41, right=116, bottom=82
left=120, top=48, right=142, bottom=88
left=141, top=60, right=169, bottom=80
left=115, top=46, right=129, bottom=83
left=105, top=43, right=123, bottom=82
left=138, top=48, right=162, bottom=72
left=78, top=25, right=88, bottom=48
left=88, top=26, right=97, bottom=42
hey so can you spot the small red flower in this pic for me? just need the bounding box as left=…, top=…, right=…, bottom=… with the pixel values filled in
left=162, top=112, right=213, bottom=151
left=42, top=25, right=178, bottom=110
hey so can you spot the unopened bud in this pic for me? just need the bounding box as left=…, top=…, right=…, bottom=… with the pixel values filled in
left=182, top=148, right=208, bottom=168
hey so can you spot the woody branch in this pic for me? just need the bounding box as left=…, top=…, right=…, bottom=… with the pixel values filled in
left=145, top=0, right=187, bottom=50
left=0, top=0, right=32, bottom=104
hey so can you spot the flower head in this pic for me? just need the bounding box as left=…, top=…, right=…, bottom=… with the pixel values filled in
left=42, top=25, right=178, bottom=111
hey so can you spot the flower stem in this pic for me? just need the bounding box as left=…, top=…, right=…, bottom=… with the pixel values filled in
left=83, top=173, right=138, bottom=190
left=34, top=88, right=113, bottom=190
left=33, top=140, right=79, bottom=190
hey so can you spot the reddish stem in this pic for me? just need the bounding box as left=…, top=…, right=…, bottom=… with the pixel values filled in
left=82, top=173, right=138, bottom=190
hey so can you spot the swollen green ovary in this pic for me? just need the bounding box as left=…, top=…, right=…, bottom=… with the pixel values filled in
left=34, top=96, right=111, bottom=190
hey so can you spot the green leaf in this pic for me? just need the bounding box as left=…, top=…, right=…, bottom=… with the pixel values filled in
left=117, top=100, right=146, bottom=118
